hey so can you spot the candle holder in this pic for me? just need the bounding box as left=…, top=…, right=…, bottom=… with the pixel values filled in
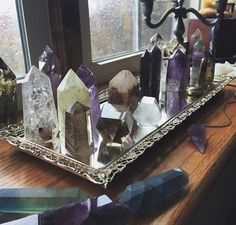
left=140, top=0, right=228, bottom=96
left=140, top=0, right=227, bottom=51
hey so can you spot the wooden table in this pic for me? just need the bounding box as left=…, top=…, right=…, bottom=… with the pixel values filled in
left=1, top=84, right=236, bottom=225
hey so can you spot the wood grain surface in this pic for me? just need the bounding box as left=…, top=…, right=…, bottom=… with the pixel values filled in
left=1, top=84, right=236, bottom=225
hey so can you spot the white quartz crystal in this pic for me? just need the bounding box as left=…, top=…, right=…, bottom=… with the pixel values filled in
left=22, top=66, right=60, bottom=151
left=57, top=69, right=89, bottom=153
left=133, top=97, right=161, bottom=128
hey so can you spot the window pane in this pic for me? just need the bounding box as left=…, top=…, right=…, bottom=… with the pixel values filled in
left=139, top=1, right=174, bottom=50
left=88, top=0, right=136, bottom=61
left=0, top=0, right=25, bottom=74
left=88, top=0, right=197, bottom=61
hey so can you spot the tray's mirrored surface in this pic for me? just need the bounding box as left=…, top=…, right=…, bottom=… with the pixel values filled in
left=0, top=76, right=232, bottom=187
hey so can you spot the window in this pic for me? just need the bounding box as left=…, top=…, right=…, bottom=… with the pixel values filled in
left=79, top=0, right=200, bottom=83
left=0, top=0, right=52, bottom=76
left=0, top=0, right=25, bottom=75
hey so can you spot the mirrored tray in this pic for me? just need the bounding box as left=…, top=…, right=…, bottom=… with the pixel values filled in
left=0, top=76, right=232, bottom=188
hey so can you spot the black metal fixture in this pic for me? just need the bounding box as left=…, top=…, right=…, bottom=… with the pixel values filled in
left=140, top=0, right=228, bottom=47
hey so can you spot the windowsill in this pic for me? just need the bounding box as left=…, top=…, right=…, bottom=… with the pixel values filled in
left=95, top=51, right=144, bottom=65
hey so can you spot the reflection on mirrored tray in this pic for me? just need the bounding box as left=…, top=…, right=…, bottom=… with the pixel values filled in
left=86, top=83, right=211, bottom=169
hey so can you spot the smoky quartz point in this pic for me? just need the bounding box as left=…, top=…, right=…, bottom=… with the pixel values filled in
left=65, top=102, right=93, bottom=164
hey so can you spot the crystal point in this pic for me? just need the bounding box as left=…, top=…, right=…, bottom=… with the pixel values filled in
left=133, top=97, right=161, bottom=128
left=39, top=46, right=63, bottom=103
left=188, top=123, right=206, bottom=153
left=0, top=58, right=17, bottom=126
left=119, top=168, right=189, bottom=214
left=77, top=65, right=101, bottom=149
left=57, top=69, right=90, bottom=153
left=167, top=49, right=190, bottom=92
left=22, top=66, right=59, bottom=151
left=108, top=70, right=138, bottom=107
left=150, top=45, right=162, bottom=100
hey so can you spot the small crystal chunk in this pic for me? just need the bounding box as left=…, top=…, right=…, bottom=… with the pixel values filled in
left=96, top=103, right=134, bottom=143
left=39, top=46, right=63, bottom=104
left=57, top=69, right=90, bottom=153
left=188, top=123, right=206, bottom=153
left=65, top=102, right=93, bottom=163
left=108, top=70, right=138, bottom=107
left=133, top=97, right=161, bottom=128
left=22, top=66, right=59, bottom=151
left=0, top=57, right=17, bottom=126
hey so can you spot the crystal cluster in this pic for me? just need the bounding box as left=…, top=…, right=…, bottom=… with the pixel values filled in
left=57, top=69, right=90, bottom=155
left=22, top=66, right=59, bottom=151
left=39, top=46, right=63, bottom=104
left=0, top=58, right=17, bottom=126
left=77, top=65, right=101, bottom=149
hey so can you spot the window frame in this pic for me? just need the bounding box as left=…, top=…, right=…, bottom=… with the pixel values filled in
left=15, top=0, right=52, bottom=110
left=16, top=0, right=52, bottom=74
left=78, top=0, right=200, bottom=84
left=78, top=0, right=142, bottom=84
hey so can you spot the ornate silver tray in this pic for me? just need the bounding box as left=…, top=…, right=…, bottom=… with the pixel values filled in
left=0, top=76, right=232, bottom=188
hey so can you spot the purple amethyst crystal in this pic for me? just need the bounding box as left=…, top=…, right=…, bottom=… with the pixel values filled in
left=40, top=195, right=130, bottom=225
left=167, top=49, right=190, bottom=92
left=77, top=65, right=101, bottom=149
left=166, top=91, right=187, bottom=118
left=188, top=123, right=207, bottom=153
left=39, top=45, right=63, bottom=104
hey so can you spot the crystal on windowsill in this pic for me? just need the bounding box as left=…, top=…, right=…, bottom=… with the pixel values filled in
left=0, top=58, right=17, bottom=127
left=22, top=66, right=59, bottom=151
left=57, top=69, right=90, bottom=154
